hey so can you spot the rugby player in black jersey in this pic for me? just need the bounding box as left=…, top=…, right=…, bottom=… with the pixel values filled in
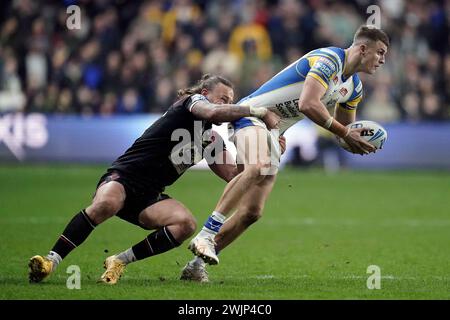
left=28, top=74, right=282, bottom=284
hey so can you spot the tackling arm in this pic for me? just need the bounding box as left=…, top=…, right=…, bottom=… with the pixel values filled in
left=191, top=101, right=262, bottom=122
left=191, top=100, right=280, bottom=129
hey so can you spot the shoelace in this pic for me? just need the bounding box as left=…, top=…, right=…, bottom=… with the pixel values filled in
left=205, top=237, right=217, bottom=247
left=192, top=263, right=208, bottom=279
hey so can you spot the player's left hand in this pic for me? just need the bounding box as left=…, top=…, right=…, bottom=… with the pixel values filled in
left=279, top=135, right=286, bottom=155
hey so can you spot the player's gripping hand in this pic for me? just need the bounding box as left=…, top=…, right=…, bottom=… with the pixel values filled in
left=279, top=135, right=286, bottom=155
left=342, top=127, right=377, bottom=155
left=262, top=110, right=281, bottom=130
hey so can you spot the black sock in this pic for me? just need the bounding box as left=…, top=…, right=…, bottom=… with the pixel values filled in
left=131, top=227, right=180, bottom=261
left=51, top=210, right=97, bottom=259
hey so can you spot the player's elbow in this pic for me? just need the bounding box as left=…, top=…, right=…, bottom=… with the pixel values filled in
left=219, top=165, right=239, bottom=183
left=297, top=100, right=310, bottom=113
left=224, top=166, right=239, bottom=182
left=298, top=100, right=316, bottom=116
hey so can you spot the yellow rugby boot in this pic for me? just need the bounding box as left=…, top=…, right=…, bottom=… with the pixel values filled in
left=28, top=255, right=54, bottom=283
left=99, top=255, right=126, bottom=285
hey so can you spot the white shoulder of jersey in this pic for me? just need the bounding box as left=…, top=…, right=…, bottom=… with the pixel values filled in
left=188, top=94, right=209, bottom=112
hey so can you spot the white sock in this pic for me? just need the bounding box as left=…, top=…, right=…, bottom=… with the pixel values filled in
left=199, top=211, right=227, bottom=237
left=46, top=251, right=62, bottom=271
left=115, top=248, right=136, bottom=265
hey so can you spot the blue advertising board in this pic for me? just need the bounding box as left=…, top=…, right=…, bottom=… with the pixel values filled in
left=0, top=113, right=449, bottom=169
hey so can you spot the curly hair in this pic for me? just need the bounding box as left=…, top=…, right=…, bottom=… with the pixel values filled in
left=177, top=74, right=234, bottom=98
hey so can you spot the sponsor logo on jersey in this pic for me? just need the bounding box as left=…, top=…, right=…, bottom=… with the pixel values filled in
left=333, top=76, right=338, bottom=85
left=339, top=88, right=348, bottom=97
left=316, top=58, right=336, bottom=78
left=318, top=57, right=335, bottom=70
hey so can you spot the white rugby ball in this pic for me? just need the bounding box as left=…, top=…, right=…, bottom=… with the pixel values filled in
left=339, top=120, right=387, bottom=151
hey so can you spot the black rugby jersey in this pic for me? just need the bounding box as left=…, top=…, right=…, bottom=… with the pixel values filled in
left=108, top=94, right=225, bottom=192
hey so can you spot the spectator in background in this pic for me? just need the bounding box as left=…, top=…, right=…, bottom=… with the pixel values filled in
left=55, top=88, right=75, bottom=114
left=361, top=84, right=401, bottom=123
left=422, top=93, right=445, bottom=121
left=0, top=17, right=20, bottom=48
left=402, top=92, right=421, bottom=122
left=0, top=54, right=26, bottom=112
left=103, top=51, right=122, bottom=93
left=117, top=88, right=144, bottom=114
left=316, top=2, right=362, bottom=48
left=153, top=77, right=174, bottom=113
left=99, top=92, right=118, bottom=117
left=80, top=40, right=102, bottom=90
left=0, top=0, right=447, bottom=121
left=360, top=71, right=401, bottom=123
left=228, top=16, right=272, bottom=63
left=75, top=85, right=100, bottom=116
left=445, top=54, right=450, bottom=115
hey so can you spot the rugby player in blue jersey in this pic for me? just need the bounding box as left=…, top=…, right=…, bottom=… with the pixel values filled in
left=182, top=25, right=389, bottom=282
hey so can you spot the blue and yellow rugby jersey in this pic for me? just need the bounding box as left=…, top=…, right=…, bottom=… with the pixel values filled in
left=231, top=47, right=363, bottom=136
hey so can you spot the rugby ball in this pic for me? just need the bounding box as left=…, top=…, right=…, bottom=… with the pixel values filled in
left=338, top=120, right=387, bottom=152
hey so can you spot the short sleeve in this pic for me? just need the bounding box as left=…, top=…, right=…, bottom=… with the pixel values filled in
left=307, top=56, right=338, bottom=89
left=186, top=94, right=209, bottom=112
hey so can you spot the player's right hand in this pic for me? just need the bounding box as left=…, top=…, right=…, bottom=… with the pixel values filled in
left=262, top=110, right=281, bottom=130
left=342, top=127, right=377, bottom=155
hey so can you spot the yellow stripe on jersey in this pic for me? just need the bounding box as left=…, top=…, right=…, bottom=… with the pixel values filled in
left=307, top=56, right=320, bottom=67
left=346, top=86, right=363, bottom=108
left=346, top=94, right=362, bottom=107
left=339, top=90, right=362, bottom=111
left=308, top=72, right=328, bottom=89
left=306, top=54, right=338, bottom=89
left=338, top=103, right=357, bottom=112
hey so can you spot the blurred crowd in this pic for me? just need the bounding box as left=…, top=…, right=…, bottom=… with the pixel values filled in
left=0, top=0, right=448, bottom=121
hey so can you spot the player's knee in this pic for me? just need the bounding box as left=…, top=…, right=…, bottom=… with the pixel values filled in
left=89, top=198, right=120, bottom=223
left=177, top=213, right=197, bottom=240
left=184, top=216, right=197, bottom=237
left=241, top=208, right=263, bottom=226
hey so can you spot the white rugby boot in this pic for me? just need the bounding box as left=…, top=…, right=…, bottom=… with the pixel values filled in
left=188, top=235, right=219, bottom=265
left=180, top=259, right=209, bottom=283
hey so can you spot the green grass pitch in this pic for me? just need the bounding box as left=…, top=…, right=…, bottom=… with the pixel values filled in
left=0, top=165, right=449, bottom=299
